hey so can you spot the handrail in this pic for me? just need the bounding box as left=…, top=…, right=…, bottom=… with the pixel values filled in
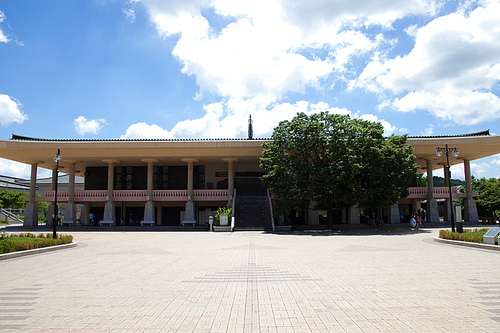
left=231, top=188, right=236, bottom=231
left=1, top=208, right=23, bottom=223
left=267, top=188, right=275, bottom=232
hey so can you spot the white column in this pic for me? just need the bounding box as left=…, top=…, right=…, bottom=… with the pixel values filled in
left=24, top=161, right=41, bottom=227
left=463, top=159, right=479, bottom=223
left=388, top=203, right=399, bottom=224
left=223, top=158, right=238, bottom=207
left=182, top=158, right=199, bottom=225
left=348, top=205, right=360, bottom=224
left=143, top=159, right=158, bottom=224
left=102, top=159, right=120, bottom=225
left=442, top=163, right=452, bottom=222
left=426, top=159, right=439, bottom=223
left=47, top=168, right=57, bottom=227
left=64, top=161, right=80, bottom=226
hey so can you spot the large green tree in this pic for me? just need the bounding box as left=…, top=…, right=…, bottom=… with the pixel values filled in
left=260, top=112, right=417, bottom=220
left=0, top=190, right=29, bottom=209
left=457, top=177, right=500, bottom=217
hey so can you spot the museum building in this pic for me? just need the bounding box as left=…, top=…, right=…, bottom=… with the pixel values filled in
left=1, top=127, right=500, bottom=230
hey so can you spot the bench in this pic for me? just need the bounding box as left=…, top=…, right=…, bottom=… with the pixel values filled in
left=181, top=221, right=196, bottom=226
left=99, top=220, right=114, bottom=227
left=140, top=221, right=155, bottom=226
left=60, top=220, right=74, bottom=226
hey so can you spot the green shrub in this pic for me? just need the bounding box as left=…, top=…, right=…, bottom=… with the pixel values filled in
left=213, top=207, right=232, bottom=226
left=439, top=228, right=491, bottom=244
left=0, top=233, right=73, bottom=254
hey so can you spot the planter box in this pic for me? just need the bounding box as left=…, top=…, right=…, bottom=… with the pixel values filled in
left=213, top=226, right=233, bottom=232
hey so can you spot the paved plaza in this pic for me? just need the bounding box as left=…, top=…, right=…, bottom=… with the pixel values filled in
left=0, top=228, right=499, bottom=332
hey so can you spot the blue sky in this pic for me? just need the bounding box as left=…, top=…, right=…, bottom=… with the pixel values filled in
left=1, top=0, right=500, bottom=180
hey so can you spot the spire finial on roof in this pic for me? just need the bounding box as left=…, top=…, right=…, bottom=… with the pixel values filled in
left=248, top=114, right=253, bottom=140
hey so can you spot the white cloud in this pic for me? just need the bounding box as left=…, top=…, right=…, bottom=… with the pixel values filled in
left=0, top=11, right=9, bottom=43
left=141, top=0, right=436, bottom=106
left=73, top=116, right=105, bottom=136
left=0, top=158, right=51, bottom=179
left=120, top=122, right=171, bottom=139
left=0, top=94, right=28, bottom=126
left=421, top=124, right=434, bottom=136
left=358, top=113, right=397, bottom=136
left=120, top=99, right=397, bottom=140
left=471, top=161, right=490, bottom=179
left=122, top=8, right=136, bottom=22
left=352, top=0, right=500, bottom=125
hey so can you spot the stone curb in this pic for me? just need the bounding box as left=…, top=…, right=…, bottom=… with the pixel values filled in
left=0, top=241, right=78, bottom=261
left=433, top=237, right=500, bottom=251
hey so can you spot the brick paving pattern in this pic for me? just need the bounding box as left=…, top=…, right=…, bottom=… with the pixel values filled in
left=1, top=228, right=499, bottom=332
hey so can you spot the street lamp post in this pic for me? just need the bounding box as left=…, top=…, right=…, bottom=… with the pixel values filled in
left=53, top=149, right=62, bottom=239
left=436, top=144, right=459, bottom=232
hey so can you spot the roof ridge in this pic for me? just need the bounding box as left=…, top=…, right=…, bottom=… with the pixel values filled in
left=10, top=134, right=272, bottom=142
left=408, top=130, right=490, bottom=139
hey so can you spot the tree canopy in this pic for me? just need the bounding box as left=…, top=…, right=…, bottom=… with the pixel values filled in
left=260, top=112, right=418, bottom=215
left=0, top=190, right=29, bottom=209
left=457, top=177, right=500, bottom=217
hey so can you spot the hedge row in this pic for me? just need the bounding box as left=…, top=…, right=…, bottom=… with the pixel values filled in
left=0, top=233, right=73, bottom=254
left=439, top=228, right=491, bottom=244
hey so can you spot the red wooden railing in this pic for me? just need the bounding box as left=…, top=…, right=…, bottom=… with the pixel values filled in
left=44, top=189, right=230, bottom=202
left=407, top=187, right=458, bottom=199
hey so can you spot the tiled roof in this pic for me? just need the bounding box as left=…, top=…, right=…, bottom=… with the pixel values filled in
left=408, top=130, right=490, bottom=139
left=10, top=134, right=271, bottom=142
left=11, top=130, right=491, bottom=142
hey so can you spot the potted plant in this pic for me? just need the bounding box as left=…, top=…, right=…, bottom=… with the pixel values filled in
left=213, top=207, right=233, bottom=232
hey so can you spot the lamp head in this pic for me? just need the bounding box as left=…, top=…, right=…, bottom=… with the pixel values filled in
left=453, top=149, right=459, bottom=157
left=54, top=149, right=62, bottom=162
left=436, top=149, right=443, bottom=157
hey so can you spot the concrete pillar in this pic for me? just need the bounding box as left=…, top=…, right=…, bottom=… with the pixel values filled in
left=182, top=158, right=199, bottom=224
left=102, top=159, right=120, bottom=225
left=348, top=205, right=360, bottom=224
left=83, top=203, right=90, bottom=226
left=156, top=203, right=162, bottom=226
left=442, top=163, right=452, bottom=222
left=143, top=159, right=159, bottom=224
left=24, top=162, right=41, bottom=227
left=64, top=161, right=80, bottom=226
left=308, top=201, right=319, bottom=225
left=223, top=158, right=238, bottom=207
left=463, top=159, right=479, bottom=223
left=47, top=168, right=57, bottom=227
left=426, top=159, right=439, bottom=223
left=388, top=202, right=400, bottom=224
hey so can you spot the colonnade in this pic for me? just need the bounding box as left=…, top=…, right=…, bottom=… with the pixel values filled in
left=23, top=157, right=240, bottom=227
left=22, top=155, right=479, bottom=227
left=424, top=158, right=478, bottom=223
